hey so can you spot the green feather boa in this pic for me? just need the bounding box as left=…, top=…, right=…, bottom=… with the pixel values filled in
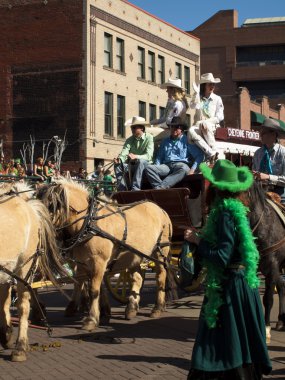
left=200, top=197, right=260, bottom=328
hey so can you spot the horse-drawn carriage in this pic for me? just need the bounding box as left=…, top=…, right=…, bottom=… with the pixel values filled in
left=1, top=127, right=285, bottom=362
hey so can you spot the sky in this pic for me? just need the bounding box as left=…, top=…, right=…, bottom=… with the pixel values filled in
left=126, top=0, right=285, bottom=31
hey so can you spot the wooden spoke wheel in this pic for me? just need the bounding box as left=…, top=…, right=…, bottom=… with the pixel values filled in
left=104, top=270, right=146, bottom=304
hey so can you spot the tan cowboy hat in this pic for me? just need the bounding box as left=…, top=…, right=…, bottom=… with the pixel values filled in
left=259, top=117, right=285, bottom=138
left=161, top=77, right=185, bottom=90
left=124, top=116, right=150, bottom=128
left=198, top=73, right=221, bottom=84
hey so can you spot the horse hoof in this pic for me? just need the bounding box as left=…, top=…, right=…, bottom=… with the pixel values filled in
left=150, top=309, right=162, bottom=318
left=81, top=317, right=97, bottom=331
left=11, top=350, right=27, bottom=362
left=275, top=320, right=285, bottom=331
left=125, top=309, right=137, bottom=320
left=64, top=301, right=78, bottom=317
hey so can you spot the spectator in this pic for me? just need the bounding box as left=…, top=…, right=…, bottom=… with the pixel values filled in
left=188, top=73, right=224, bottom=161
left=33, top=157, right=47, bottom=182
left=77, top=167, right=87, bottom=179
left=103, top=169, right=114, bottom=196
left=114, top=116, right=154, bottom=191
left=145, top=117, right=204, bottom=189
left=44, top=160, right=55, bottom=182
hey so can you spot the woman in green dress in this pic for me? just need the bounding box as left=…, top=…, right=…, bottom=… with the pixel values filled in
left=185, top=159, right=272, bottom=380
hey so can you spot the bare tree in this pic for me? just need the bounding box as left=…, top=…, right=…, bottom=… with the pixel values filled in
left=20, top=135, right=35, bottom=174
left=53, top=132, right=67, bottom=172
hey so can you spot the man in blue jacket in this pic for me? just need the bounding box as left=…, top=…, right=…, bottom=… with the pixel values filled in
left=145, top=118, right=204, bottom=189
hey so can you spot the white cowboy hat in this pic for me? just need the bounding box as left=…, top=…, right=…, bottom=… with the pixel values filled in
left=124, top=116, right=150, bottom=128
left=198, top=73, right=221, bottom=84
left=161, top=77, right=185, bottom=90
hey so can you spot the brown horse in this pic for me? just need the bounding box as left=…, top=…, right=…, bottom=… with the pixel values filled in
left=37, top=179, right=175, bottom=331
left=0, top=182, right=65, bottom=361
left=249, top=182, right=285, bottom=342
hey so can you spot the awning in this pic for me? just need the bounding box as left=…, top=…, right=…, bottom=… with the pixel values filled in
left=250, top=111, right=265, bottom=124
left=271, top=117, right=285, bottom=131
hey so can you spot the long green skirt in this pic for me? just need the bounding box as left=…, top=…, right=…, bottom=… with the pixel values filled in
left=188, top=270, right=272, bottom=379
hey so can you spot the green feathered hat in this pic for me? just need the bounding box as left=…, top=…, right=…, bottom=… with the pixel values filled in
left=200, top=159, right=253, bottom=192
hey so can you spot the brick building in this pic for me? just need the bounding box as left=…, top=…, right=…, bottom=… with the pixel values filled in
left=0, top=0, right=200, bottom=172
left=189, top=10, right=285, bottom=132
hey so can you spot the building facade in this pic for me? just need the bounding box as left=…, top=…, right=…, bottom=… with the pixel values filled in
left=0, top=0, right=200, bottom=172
left=189, top=10, right=285, bottom=131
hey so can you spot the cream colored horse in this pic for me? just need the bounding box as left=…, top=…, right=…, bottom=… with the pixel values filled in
left=0, top=182, right=65, bottom=362
left=37, top=179, right=175, bottom=331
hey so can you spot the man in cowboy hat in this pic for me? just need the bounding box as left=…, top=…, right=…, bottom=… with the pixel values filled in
left=114, top=116, right=154, bottom=191
left=150, top=77, right=189, bottom=128
left=145, top=117, right=204, bottom=189
left=188, top=73, right=224, bottom=161
left=252, top=117, right=285, bottom=204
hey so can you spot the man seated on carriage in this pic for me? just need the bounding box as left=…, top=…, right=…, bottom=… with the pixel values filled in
left=114, top=116, right=154, bottom=191
left=145, top=117, right=204, bottom=189
left=188, top=73, right=224, bottom=163
left=253, top=117, right=285, bottom=204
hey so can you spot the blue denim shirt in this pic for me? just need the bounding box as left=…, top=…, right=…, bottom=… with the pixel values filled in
left=155, top=134, right=204, bottom=171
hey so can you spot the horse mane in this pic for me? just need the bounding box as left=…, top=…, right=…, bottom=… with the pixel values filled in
left=249, top=181, right=267, bottom=209
left=36, top=178, right=89, bottom=226
left=29, top=198, right=67, bottom=284
left=0, top=181, right=34, bottom=200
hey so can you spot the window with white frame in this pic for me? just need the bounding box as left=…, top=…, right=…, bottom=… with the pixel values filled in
left=117, top=95, right=125, bottom=138
left=138, top=47, right=145, bottom=79
left=116, top=38, right=125, bottom=72
left=104, top=33, right=113, bottom=68
left=104, top=92, right=113, bottom=136
left=157, top=55, right=165, bottom=85
left=148, top=51, right=155, bottom=82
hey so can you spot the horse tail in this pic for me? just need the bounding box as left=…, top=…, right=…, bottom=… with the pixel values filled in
left=29, top=199, right=66, bottom=286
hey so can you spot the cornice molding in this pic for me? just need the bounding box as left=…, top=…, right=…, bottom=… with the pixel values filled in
left=90, top=6, right=199, bottom=63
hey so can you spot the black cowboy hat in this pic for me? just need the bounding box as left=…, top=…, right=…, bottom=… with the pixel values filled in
left=167, top=117, right=188, bottom=131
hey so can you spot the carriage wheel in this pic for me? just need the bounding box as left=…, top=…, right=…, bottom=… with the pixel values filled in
left=104, top=270, right=146, bottom=305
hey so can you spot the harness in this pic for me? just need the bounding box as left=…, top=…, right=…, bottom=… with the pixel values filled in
left=61, top=196, right=171, bottom=270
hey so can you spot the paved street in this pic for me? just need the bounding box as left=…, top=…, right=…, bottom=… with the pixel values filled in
left=0, top=274, right=284, bottom=380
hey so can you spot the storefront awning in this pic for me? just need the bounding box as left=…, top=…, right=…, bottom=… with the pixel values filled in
left=271, top=117, right=285, bottom=131
left=250, top=111, right=265, bottom=124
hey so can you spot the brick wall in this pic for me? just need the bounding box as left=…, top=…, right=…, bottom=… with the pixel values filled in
left=0, top=0, right=83, bottom=165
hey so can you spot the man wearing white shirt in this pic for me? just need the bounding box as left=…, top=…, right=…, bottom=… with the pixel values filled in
left=188, top=73, right=224, bottom=160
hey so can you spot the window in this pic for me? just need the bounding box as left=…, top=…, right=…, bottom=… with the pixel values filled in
left=104, top=92, right=113, bottom=136
left=117, top=95, right=125, bottom=138
left=184, top=66, right=190, bottom=94
left=149, top=104, right=156, bottom=121
left=116, top=38, right=124, bottom=72
left=148, top=51, right=155, bottom=82
left=175, top=62, right=182, bottom=79
left=157, top=55, right=165, bottom=85
left=159, top=106, right=165, bottom=118
left=139, top=101, right=146, bottom=118
left=104, top=33, right=112, bottom=68
left=138, top=47, right=145, bottom=79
